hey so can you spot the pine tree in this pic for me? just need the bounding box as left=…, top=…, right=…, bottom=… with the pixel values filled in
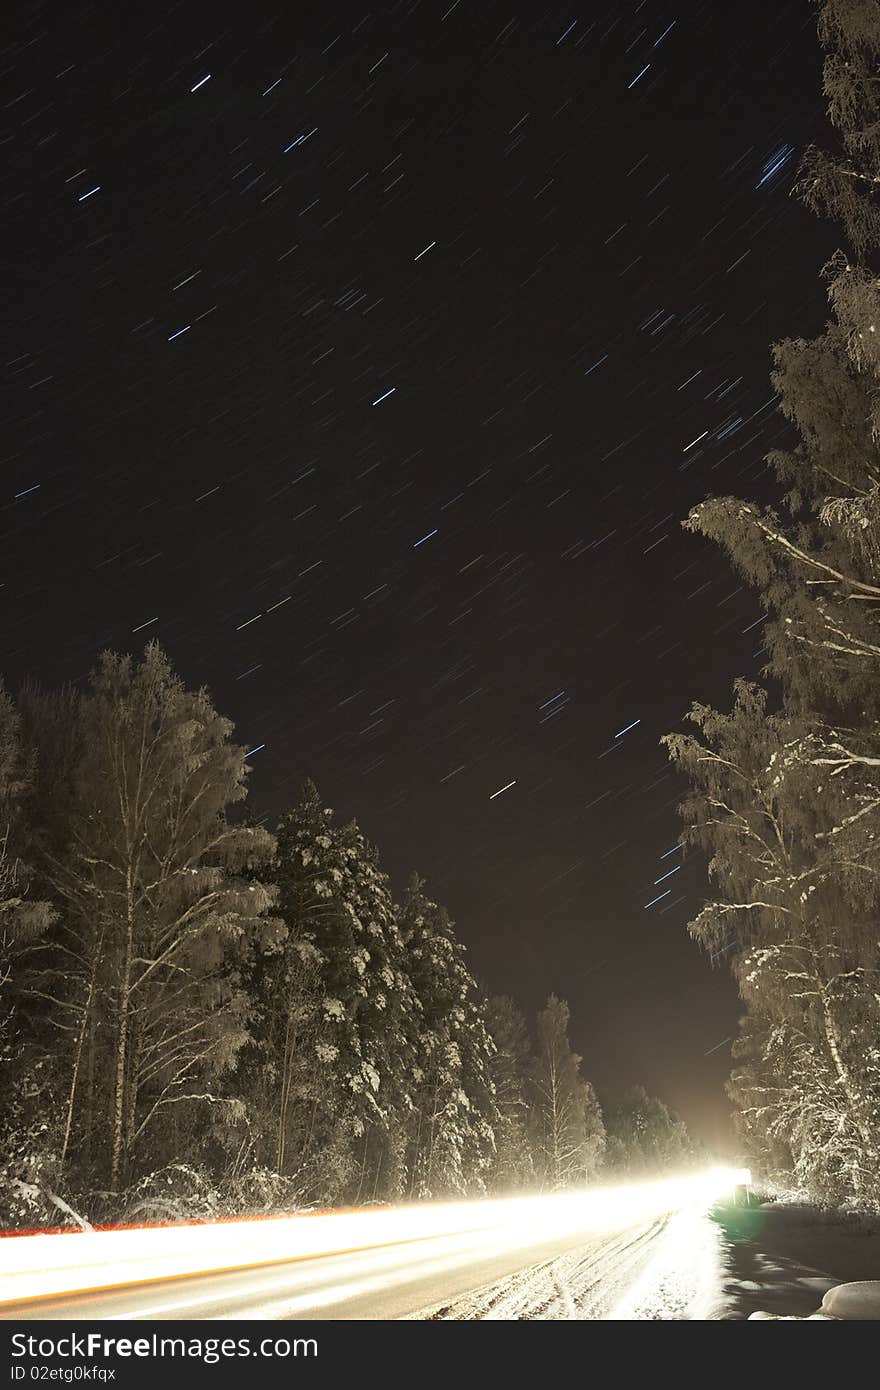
left=0, top=682, right=61, bottom=1228
left=529, top=995, right=604, bottom=1189
left=0, top=681, right=56, bottom=1026
left=273, top=782, right=417, bottom=1202
left=397, top=873, right=497, bottom=1198
left=485, top=993, right=535, bottom=1190
left=236, top=907, right=321, bottom=1182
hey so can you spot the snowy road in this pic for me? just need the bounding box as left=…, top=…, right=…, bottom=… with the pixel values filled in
left=421, top=1208, right=721, bottom=1319
left=0, top=1172, right=737, bottom=1321
left=1, top=1224, right=639, bottom=1321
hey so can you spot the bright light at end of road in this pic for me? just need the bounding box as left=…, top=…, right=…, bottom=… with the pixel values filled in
left=0, top=1167, right=751, bottom=1311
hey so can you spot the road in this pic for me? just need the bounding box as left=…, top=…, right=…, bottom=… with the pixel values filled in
left=0, top=1169, right=745, bottom=1321
left=1, top=1220, right=665, bottom=1321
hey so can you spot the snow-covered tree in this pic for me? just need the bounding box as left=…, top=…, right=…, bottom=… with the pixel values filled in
left=664, top=684, right=880, bottom=1204
left=0, top=681, right=55, bottom=1032
left=529, top=995, right=604, bottom=1189
left=273, top=782, right=417, bottom=1202
left=236, top=910, right=321, bottom=1182
left=16, top=644, right=282, bottom=1191
left=603, top=1085, right=695, bottom=1176
left=666, top=0, right=880, bottom=1210
left=397, top=873, right=497, bottom=1198
left=485, top=993, right=535, bottom=1190
left=0, top=681, right=62, bottom=1229
left=686, top=4, right=880, bottom=710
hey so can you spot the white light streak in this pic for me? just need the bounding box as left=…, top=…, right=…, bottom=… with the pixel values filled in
left=660, top=842, right=684, bottom=859
left=0, top=1169, right=752, bottom=1311
left=683, top=430, right=708, bottom=452
left=489, top=779, right=516, bottom=799
left=643, top=889, right=671, bottom=909
left=615, top=718, right=641, bottom=738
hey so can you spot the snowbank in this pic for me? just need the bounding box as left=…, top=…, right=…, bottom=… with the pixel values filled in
left=706, top=1199, right=880, bottom=1319
left=820, top=1281, right=880, bottom=1320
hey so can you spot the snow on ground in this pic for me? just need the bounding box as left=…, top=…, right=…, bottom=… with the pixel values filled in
left=412, top=1207, right=725, bottom=1320
left=702, top=1200, right=880, bottom=1320
left=412, top=1197, right=880, bottom=1320
left=820, top=1281, right=880, bottom=1319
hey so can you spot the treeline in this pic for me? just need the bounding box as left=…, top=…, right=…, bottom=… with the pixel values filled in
left=664, top=0, right=880, bottom=1210
left=0, top=645, right=694, bottom=1228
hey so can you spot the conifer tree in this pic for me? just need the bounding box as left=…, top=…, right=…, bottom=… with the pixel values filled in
left=0, top=681, right=55, bottom=1030
left=273, top=782, right=417, bottom=1201
left=397, top=873, right=496, bottom=1197
left=485, top=993, right=535, bottom=1189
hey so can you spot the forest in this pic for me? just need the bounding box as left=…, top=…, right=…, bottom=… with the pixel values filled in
left=0, top=646, right=694, bottom=1228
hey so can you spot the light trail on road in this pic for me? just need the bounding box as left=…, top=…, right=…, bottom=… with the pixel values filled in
left=0, top=1167, right=749, bottom=1320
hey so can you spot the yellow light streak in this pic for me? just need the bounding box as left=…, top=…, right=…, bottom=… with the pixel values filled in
left=0, top=1167, right=750, bottom=1308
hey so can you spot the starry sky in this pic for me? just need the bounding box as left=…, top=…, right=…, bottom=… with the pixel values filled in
left=3, top=0, right=837, bottom=1147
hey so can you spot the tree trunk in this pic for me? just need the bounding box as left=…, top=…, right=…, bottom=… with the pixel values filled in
left=276, top=1017, right=294, bottom=1174
left=818, top=982, right=871, bottom=1146
left=409, top=1108, right=422, bottom=1198
left=111, top=880, right=135, bottom=1190
left=84, top=1007, right=96, bottom=1171
left=125, top=1018, right=142, bottom=1171
left=58, top=937, right=102, bottom=1179
left=354, top=1129, right=369, bottom=1204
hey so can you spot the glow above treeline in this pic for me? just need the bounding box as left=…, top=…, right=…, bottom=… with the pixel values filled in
left=1, top=1167, right=750, bottom=1308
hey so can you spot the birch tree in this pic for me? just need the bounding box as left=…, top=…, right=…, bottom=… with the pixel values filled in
left=664, top=683, right=880, bottom=1202
left=666, top=0, right=880, bottom=1207
left=685, top=4, right=880, bottom=710
left=529, top=995, right=604, bottom=1189
left=22, top=644, right=281, bottom=1190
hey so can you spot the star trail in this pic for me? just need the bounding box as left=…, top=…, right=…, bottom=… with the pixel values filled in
left=1, top=0, right=832, bottom=1145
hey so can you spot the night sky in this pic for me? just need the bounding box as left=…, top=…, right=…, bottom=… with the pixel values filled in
left=3, top=0, right=836, bottom=1147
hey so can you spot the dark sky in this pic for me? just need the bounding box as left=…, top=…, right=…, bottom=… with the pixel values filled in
left=2, top=0, right=836, bottom=1148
